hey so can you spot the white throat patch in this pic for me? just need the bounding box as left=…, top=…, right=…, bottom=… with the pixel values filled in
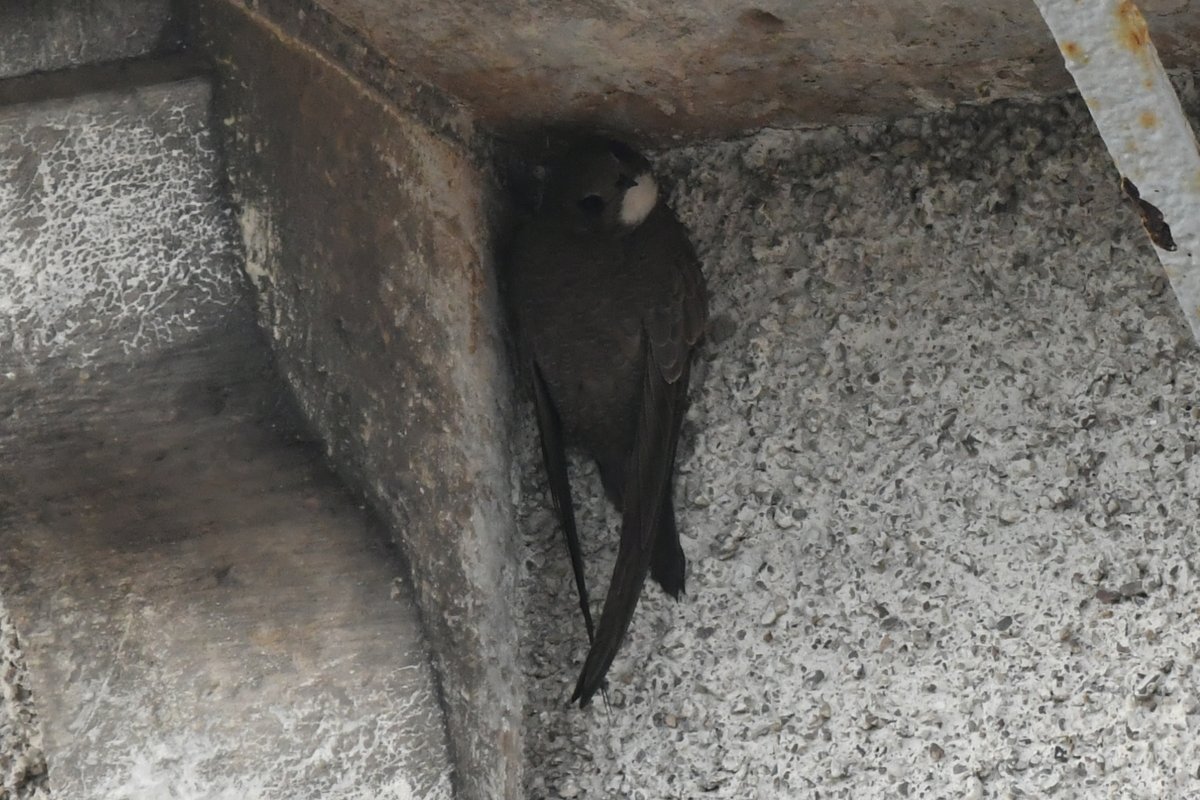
left=619, top=172, right=658, bottom=226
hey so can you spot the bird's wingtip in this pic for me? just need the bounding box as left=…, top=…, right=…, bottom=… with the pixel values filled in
left=571, top=674, right=598, bottom=708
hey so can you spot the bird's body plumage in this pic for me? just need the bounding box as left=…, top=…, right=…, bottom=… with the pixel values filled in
left=507, top=139, right=706, bottom=707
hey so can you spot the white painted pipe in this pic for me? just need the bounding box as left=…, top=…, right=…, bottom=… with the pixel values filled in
left=1032, top=0, right=1200, bottom=341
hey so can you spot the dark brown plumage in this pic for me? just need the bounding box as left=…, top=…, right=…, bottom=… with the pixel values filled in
left=506, top=138, right=707, bottom=707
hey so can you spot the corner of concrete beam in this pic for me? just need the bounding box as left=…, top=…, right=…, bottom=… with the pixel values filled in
left=191, top=4, right=525, bottom=797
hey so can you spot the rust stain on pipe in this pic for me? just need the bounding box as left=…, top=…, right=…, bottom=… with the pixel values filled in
left=1114, top=0, right=1157, bottom=86
left=1116, top=1, right=1152, bottom=55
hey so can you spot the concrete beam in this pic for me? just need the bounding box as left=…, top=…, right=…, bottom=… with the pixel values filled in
left=193, top=3, right=524, bottom=797
left=212, top=0, right=1200, bottom=143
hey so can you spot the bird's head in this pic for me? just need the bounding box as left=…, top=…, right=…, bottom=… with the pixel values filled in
left=548, top=139, right=658, bottom=234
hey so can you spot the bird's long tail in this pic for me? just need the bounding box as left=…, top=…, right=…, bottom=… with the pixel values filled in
left=571, top=354, right=688, bottom=707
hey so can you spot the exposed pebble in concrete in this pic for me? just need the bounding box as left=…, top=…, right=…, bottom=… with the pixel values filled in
left=519, top=85, right=1200, bottom=797
left=0, top=599, right=46, bottom=800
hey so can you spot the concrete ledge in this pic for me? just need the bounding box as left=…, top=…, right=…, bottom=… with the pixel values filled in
left=1, top=329, right=454, bottom=799
left=0, top=0, right=184, bottom=81
left=0, top=54, right=207, bottom=110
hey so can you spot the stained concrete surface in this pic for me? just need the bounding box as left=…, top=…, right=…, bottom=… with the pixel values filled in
left=518, top=82, right=1200, bottom=798
left=0, top=73, right=451, bottom=798
left=0, top=0, right=182, bottom=81
left=194, top=4, right=523, bottom=798
left=1, top=326, right=453, bottom=800
left=234, top=0, right=1200, bottom=142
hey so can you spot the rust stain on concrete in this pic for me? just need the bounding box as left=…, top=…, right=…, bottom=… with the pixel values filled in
left=1061, top=40, right=1085, bottom=61
left=1116, top=1, right=1152, bottom=55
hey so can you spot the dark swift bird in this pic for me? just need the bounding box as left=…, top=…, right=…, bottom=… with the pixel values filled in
left=506, top=137, right=707, bottom=707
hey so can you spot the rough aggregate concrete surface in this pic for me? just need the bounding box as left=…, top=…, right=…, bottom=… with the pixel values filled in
left=0, top=600, right=46, bottom=800
left=519, top=83, right=1200, bottom=797
left=0, top=79, right=242, bottom=364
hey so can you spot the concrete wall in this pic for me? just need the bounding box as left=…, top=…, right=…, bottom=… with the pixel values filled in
left=518, top=84, right=1200, bottom=800
left=215, top=0, right=1200, bottom=142
left=191, top=4, right=522, bottom=798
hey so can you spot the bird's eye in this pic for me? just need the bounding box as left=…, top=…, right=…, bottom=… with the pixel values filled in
left=615, top=174, right=637, bottom=190
left=578, top=195, right=605, bottom=215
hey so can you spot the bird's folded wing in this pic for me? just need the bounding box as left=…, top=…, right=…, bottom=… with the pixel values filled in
left=645, top=228, right=707, bottom=383
left=572, top=333, right=685, bottom=706
left=572, top=244, right=703, bottom=706
left=531, top=361, right=596, bottom=644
